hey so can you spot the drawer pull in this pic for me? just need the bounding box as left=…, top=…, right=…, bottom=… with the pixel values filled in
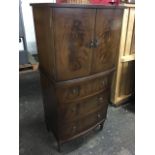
left=89, top=40, right=95, bottom=48
left=103, top=78, right=108, bottom=86
left=99, top=97, right=103, bottom=102
left=97, top=114, right=101, bottom=118
left=72, top=87, right=79, bottom=95
left=72, top=126, right=77, bottom=132
left=94, top=39, right=99, bottom=48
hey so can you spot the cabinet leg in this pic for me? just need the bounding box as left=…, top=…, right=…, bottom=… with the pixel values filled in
left=58, top=142, right=62, bottom=152
left=46, top=124, right=50, bottom=132
left=99, top=122, right=104, bottom=130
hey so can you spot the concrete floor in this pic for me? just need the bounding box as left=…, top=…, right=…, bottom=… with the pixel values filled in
left=19, top=71, right=135, bottom=155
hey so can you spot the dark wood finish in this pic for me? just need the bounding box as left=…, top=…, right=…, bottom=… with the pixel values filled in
left=40, top=71, right=110, bottom=142
left=59, top=109, right=106, bottom=140
left=40, top=73, right=58, bottom=139
left=58, top=92, right=109, bottom=123
left=33, top=7, right=56, bottom=78
left=31, top=3, right=124, bottom=151
left=53, top=8, right=95, bottom=80
left=30, top=3, right=125, bottom=9
left=59, top=119, right=105, bottom=144
left=56, top=74, right=110, bottom=103
left=55, top=67, right=115, bottom=86
left=92, top=9, right=123, bottom=73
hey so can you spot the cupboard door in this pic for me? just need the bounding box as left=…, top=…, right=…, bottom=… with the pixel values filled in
left=92, top=9, right=123, bottom=73
left=53, top=8, right=95, bottom=81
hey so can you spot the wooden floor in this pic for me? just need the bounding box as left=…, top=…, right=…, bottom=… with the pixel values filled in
left=19, top=53, right=39, bottom=73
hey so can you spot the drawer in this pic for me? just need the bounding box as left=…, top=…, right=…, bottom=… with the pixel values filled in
left=58, top=92, right=109, bottom=123
left=79, top=109, right=106, bottom=131
left=59, top=109, right=106, bottom=140
left=56, top=75, right=109, bottom=103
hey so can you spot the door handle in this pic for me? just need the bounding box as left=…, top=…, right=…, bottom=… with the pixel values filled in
left=89, top=40, right=95, bottom=48
left=89, top=39, right=99, bottom=48
left=94, top=39, right=99, bottom=48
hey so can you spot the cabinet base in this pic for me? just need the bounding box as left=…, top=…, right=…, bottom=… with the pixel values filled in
left=54, top=119, right=105, bottom=152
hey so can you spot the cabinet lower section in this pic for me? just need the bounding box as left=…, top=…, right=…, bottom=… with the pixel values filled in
left=59, top=119, right=105, bottom=144
left=40, top=69, right=113, bottom=150
left=58, top=109, right=106, bottom=141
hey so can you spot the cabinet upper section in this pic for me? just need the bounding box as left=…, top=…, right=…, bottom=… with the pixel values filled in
left=32, top=4, right=124, bottom=81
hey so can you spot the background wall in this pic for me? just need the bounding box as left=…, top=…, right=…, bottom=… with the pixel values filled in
left=21, top=0, right=56, bottom=54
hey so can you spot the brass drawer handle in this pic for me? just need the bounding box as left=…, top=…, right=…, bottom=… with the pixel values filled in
left=89, top=40, right=95, bottom=48
left=89, top=39, right=99, bottom=48
left=72, top=126, right=77, bottom=132
left=102, top=80, right=105, bottom=86
left=72, top=87, right=79, bottom=95
left=99, top=97, right=103, bottom=102
left=97, top=96, right=104, bottom=105
left=97, top=114, right=101, bottom=118
left=94, top=39, right=99, bottom=48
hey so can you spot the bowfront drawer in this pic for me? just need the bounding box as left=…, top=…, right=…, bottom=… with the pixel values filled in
left=59, top=109, right=107, bottom=140
left=56, top=75, right=109, bottom=103
left=59, top=121, right=79, bottom=140
left=80, top=109, right=106, bottom=131
left=58, top=92, right=109, bottom=124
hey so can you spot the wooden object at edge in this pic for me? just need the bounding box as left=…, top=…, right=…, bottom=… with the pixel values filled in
left=19, top=53, right=39, bottom=73
left=111, top=4, right=135, bottom=105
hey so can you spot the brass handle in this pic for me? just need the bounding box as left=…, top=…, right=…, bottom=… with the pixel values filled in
left=72, top=126, right=77, bottom=131
left=89, top=39, right=99, bottom=48
left=102, top=79, right=108, bottom=88
left=97, top=114, right=101, bottom=118
left=72, top=87, right=79, bottom=95
left=94, top=39, right=99, bottom=48
left=102, top=80, right=105, bottom=86
left=89, top=40, right=94, bottom=48
left=99, top=97, right=103, bottom=102
left=96, top=40, right=99, bottom=47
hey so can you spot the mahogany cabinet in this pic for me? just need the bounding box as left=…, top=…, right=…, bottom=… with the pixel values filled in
left=31, top=3, right=124, bottom=151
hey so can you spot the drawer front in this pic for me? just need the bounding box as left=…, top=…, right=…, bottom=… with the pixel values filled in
left=57, top=75, right=109, bottom=103
left=58, top=92, right=109, bottom=123
left=59, top=109, right=107, bottom=140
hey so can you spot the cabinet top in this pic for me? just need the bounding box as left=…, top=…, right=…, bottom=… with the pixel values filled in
left=30, top=3, right=126, bottom=9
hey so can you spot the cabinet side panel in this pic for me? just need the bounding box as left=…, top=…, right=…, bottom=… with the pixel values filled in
left=40, top=72, right=58, bottom=139
left=33, top=7, right=55, bottom=79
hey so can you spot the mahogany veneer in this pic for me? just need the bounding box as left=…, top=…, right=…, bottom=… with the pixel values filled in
left=31, top=3, right=124, bottom=151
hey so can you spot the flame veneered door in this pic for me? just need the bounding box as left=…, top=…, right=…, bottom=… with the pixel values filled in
left=53, top=8, right=96, bottom=81
left=91, top=9, right=123, bottom=73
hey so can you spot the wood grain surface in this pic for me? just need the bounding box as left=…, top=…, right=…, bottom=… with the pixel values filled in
left=53, top=8, right=95, bottom=81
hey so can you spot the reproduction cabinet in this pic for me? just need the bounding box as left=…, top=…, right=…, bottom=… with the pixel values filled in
left=31, top=3, right=124, bottom=151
